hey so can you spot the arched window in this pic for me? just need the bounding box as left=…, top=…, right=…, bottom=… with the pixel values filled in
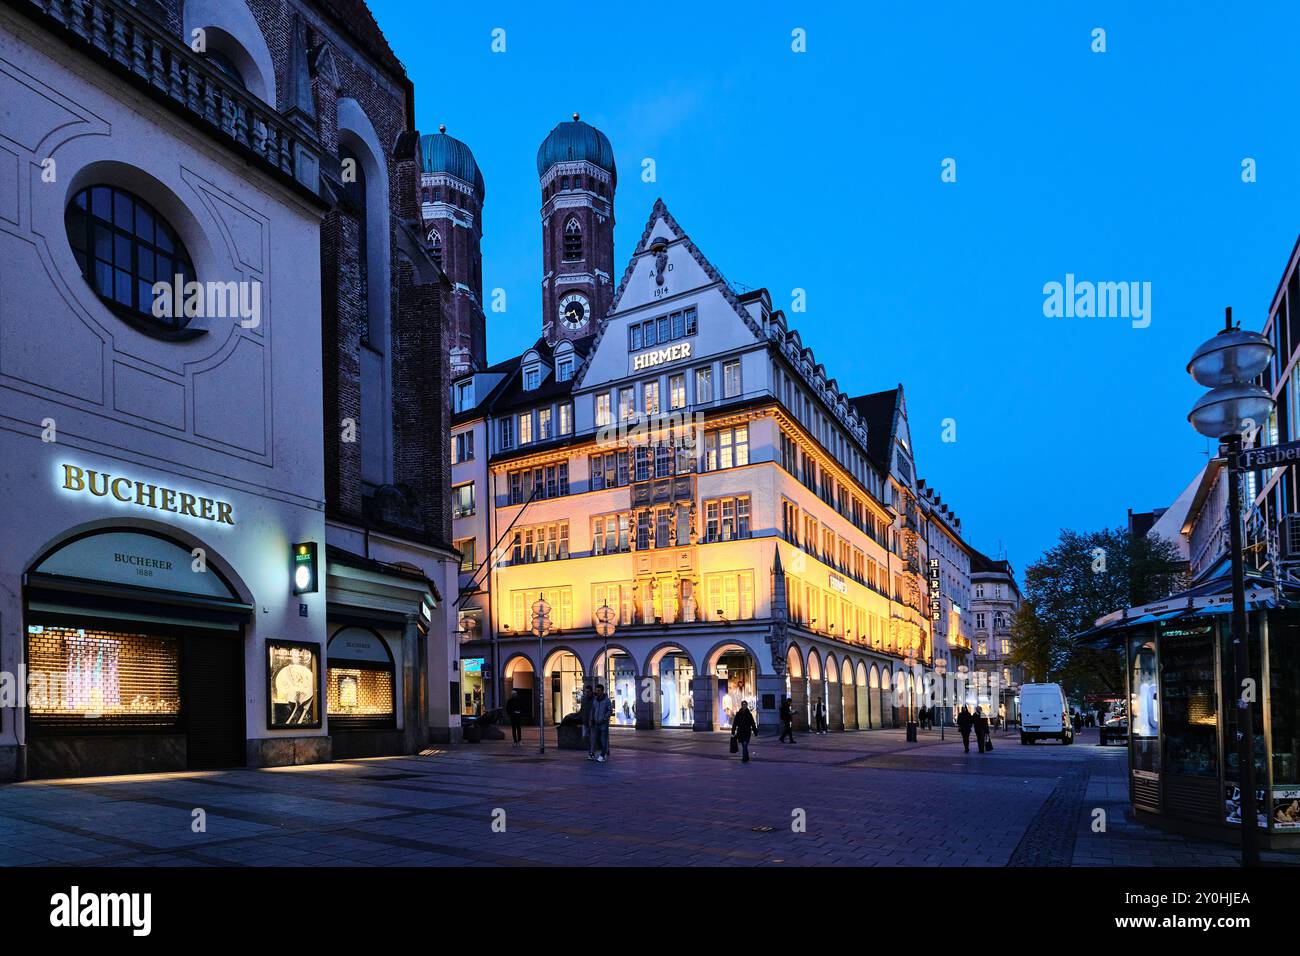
left=65, top=185, right=197, bottom=333
left=339, top=143, right=369, bottom=320
left=203, top=48, right=247, bottom=89
left=563, top=217, right=582, bottom=261
left=427, top=227, right=443, bottom=269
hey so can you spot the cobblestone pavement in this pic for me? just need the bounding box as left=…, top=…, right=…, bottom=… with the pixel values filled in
left=0, top=726, right=1295, bottom=867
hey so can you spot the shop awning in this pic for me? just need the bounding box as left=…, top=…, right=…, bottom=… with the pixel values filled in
left=1076, top=567, right=1300, bottom=648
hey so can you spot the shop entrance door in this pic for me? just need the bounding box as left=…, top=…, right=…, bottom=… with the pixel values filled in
left=183, top=634, right=245, bottom=769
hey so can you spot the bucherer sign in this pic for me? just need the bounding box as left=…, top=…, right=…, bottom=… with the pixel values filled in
left=59, top=463, right=236, bottom=525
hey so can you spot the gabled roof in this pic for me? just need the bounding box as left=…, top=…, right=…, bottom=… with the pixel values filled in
left=577, top=198, right=765, bottom=382
left=455, top=334, right=597, bottom=424
left=848, top=387, right=901, bottom=471
left=316, top=1, right=406, bottom=80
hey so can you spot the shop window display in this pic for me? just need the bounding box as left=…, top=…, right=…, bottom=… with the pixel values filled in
left=326, top=667, right=394, bottom=720
left=659, top=654, right=695, bottom=727
left=550, top=652, right=583, bottom=725
left=26, top=625, right=179, bottom=728
left=715, top=653, right=756, bottom=731
left=268, top=641, right=321, bottom=729
left=606, top=653, right=638, bottom=726
left=461, top=657, right=485, bottom=716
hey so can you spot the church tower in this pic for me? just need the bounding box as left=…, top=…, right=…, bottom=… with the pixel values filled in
left=537, top=113, right=616, bottom=344
left=420, top=126, right=486, bottom=375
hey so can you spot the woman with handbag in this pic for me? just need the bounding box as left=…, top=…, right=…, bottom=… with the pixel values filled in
left=731, top=701, right=757, bottom=763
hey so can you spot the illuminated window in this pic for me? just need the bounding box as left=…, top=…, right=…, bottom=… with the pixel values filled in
left=703, top=425, right=749, bottom=471
left=26, top=625, right=180, bottom=728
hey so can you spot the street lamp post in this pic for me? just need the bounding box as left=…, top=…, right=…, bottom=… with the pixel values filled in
left=595, top=601, right=617, bottom=707
left=1187, top=307, right=1275, bottom=868
left=531, top=594, right=552, bottom=754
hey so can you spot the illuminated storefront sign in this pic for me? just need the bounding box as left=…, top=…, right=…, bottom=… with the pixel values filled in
left=929, top=558, right=941, bottom=621
left=632, top=342, right=691, bottom=371
left=829, top=572, right=847, bottom=594
left=57, top=463, right=235, bottom=525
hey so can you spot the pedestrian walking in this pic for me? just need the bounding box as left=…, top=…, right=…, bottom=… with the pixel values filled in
left=974, top=706, right=990, bottom=753
left=1072, top=710, right=1082, bottom=736
left=731, top=700, right=757, bottom=762
left=506, top=688, right=525, bottom=748
left=779, top=696, right=797, bottom=743
left=589, top=684, right=613, bottom=762
left=814, top=697, right=828, bottom=734
left=580, top=686, right=595, bottom=759
left=957, top=704, right=974, bottom=753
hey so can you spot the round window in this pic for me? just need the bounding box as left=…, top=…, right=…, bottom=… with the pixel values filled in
left=64, top=185, right=199, bottom=336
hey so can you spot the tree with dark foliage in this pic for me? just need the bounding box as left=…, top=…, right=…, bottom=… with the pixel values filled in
left=1013, top=526, right=1186, bottom=697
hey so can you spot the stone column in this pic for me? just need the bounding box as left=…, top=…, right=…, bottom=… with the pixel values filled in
left=636, top=674, right=659, bottom=729
left=788, top=676, right=809, bottom=732
left=843, top=680, right=858, bottom=730
left=691, top=675, right=714, bottom=732
left=756, top=675, right=784, bottom=737
left=401, top=613, right=424, bottom=754
left=829, top=681, right=845, bottom=731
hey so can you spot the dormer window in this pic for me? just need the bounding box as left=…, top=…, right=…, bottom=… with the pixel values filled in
left=557, top=357, right=574, bottom=382
left=524, top=365, right=541, bottom=390
left=454, top=380, right=472, bottom=412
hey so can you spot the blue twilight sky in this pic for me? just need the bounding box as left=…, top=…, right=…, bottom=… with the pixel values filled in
left=372, top=0, right=1300, bottom=575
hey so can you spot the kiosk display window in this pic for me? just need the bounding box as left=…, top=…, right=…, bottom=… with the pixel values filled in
left=268, top=641, right=321, bottom=729
left=1159, top=623, right=1218, bottom=777
left=1269, top=615, right=1300, bottom=787
left=1128, top=628, right=1158, bottom=774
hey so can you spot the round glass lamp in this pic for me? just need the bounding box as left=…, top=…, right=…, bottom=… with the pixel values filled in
left=1187, top=383, right=1275, bottom=439
left=1187, top=328, right=1273, bottom=388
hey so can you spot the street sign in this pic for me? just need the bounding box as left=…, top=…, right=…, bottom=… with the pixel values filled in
left=1237, top=439, right=1300, bottom=472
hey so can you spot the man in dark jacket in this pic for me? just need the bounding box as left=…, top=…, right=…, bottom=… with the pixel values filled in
left=957, top=705, right=974, bottom=752
left=731, top=701, right=757, bottom=762
left=779, top=696, right=797, bottom=743
left=505, top=689, right=525, bottom=748
left=589, top=685, right=613, bottom=763
left=974, top=706, right=990, bottom=753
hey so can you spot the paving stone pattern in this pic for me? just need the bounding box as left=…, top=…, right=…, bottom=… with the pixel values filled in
left=0, top=727, right=1294, bottom=867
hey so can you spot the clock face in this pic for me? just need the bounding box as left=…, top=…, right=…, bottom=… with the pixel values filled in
left=559, top=293, right=589, bottom=330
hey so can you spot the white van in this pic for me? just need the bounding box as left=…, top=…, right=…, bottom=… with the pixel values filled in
left=1019, top=683, right=1073, bottom=745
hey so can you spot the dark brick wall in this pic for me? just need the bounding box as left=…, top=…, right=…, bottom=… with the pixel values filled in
left=541, top=183, right=615, bottom=342
left=224, top=0, right=453, bottom=546
left=423, top=206, right=486, bottom=370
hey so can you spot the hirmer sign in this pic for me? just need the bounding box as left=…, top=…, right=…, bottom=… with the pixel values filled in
left=632, top=342, right=691, bottom=371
